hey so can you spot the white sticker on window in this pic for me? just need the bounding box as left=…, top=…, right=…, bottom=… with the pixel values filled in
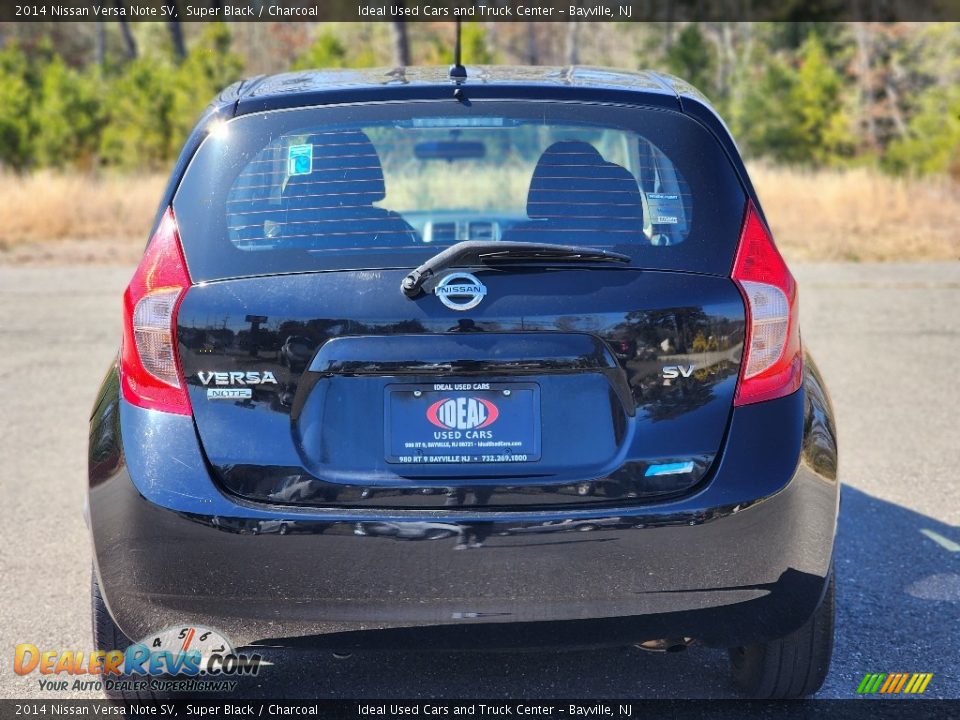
left=656, top=215, right=679, bottom=224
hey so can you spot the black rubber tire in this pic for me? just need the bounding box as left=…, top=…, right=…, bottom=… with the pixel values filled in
left=91, top=569, right=155, bottom=701
left=728, top=569, right=835, bottom=698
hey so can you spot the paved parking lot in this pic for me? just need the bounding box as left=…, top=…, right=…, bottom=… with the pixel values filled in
left=0, top=262, right=957, bottom=699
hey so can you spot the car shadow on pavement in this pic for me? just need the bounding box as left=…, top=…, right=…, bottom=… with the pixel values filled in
left=207, top=486, right=957, bottom=700
left=825, top=485, right=959, bottom=700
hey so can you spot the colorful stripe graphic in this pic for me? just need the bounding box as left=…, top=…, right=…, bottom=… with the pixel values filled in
left=856, top=673, right=933, bottom=694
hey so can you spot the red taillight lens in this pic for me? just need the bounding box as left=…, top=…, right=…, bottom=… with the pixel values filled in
left=120, top=208, right=192, bottom=415
left=732, top=201, right=802, bottom=406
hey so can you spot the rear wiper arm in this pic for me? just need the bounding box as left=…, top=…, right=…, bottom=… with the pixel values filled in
left=401, top=240, right=630, bottom=298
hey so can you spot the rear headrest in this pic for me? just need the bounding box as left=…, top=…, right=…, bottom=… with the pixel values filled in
left=526, top=141, right=643, bottom=225
left=282, top=130, right=386, bottom=208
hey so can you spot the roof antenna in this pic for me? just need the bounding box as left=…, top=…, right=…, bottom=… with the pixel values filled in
left=449, top=20, right=467, bottom=82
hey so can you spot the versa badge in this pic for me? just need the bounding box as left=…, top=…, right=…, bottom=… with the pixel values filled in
left=199, top=371, right=277, bottom=400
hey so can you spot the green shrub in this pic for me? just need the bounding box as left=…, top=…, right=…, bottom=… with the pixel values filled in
left=99, top=58, right=177, bottom=171
left=0, top=44, right=37, bottom=171
left=885, top=85, right=960, bottom=177
left=34, top=57, right=103, bottom=169
left=732, top=34, right=854, bottom=167
left=665, top=24, right=715, bottom=98
left=293, top=30, right=351, bottom=70
left=170, top=23, right=244, bottom=144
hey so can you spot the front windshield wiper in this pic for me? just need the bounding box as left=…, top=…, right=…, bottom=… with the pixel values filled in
left=401, top=240, right=630, bottom=298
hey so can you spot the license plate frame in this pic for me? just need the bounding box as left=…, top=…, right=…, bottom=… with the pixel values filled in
left=385, top=382, right=541, bottom=465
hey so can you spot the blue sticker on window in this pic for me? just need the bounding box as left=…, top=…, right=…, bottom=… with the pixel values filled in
left=288, top=144, right=313, bottom=176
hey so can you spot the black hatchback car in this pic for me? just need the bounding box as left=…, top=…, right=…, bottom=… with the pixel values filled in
left=88, top=66, right=839, bottom=698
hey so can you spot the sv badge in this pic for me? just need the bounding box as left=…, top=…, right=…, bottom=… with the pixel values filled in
left=662, top=365, right=695, bottom=379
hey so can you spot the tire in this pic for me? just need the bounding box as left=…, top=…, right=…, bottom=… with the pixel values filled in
left=728, top=569, right=835, bottom=698
left=91, top=569, right=155, bottom=701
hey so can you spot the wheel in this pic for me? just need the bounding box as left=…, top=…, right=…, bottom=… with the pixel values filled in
left=91, top=569, right=153, bottom=701
left=728, top=569, right=835, bottom=698
left=92, top=569, right=132, bottom=657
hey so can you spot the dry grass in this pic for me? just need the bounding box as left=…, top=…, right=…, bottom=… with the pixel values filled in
left=0, top=172, right=164, bottom=248
left=0, top=167, right=957, bottom=264
left=750, top=164, right=960, bottom=262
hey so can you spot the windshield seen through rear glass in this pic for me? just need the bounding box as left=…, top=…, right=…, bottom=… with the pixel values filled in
left=173, top=100, right=746, bottom=281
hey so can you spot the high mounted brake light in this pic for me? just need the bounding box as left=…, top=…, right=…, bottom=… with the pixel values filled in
left=119, top=208, right=193, bottom=415
left=732, top=201, right=802, bottom=406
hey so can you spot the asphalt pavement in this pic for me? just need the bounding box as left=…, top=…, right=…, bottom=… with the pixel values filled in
left=0, top=262, right=957, bottom=700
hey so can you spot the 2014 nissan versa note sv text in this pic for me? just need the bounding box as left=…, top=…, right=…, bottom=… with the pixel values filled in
left=87, top=66, right=839, bottom=699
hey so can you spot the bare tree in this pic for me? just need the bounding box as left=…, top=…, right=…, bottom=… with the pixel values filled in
left=854, top=22, right=878, bottom=150
left=114, top=2, right=138, bottom=61
left=484, top=20, right=499, bottom=60
left=165, top=2, right=186, bottom=62
left=717, top=22, right=735, bottom=98
left=95, top=21, right=106, bottom=68
left=390, top=15, right=410, bottom=66
left=884, top=53, right=908, bottom=139
left=661, top=12, right=675, bottom=55
left=564, top=21, right=581, bottom=65
left=527, top=23, right=539, bottom=65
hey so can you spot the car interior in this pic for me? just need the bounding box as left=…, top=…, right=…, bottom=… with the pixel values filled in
left=226, top=124, right=693, bottom=253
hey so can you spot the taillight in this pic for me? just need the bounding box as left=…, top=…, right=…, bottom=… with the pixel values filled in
left=732, top=201, right=802, bottom=406
left=119, top=208, right=192, bottom=415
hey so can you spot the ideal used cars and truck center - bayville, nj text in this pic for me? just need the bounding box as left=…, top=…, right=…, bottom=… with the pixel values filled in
left=19, top=3, right=630, bottom=18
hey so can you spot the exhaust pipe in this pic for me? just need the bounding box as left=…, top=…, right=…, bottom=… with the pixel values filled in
left=634, top=637, right=694, bottom=653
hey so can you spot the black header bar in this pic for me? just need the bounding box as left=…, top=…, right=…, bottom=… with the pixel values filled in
left=0, top=699, right=956, bottom=720
left=4, top=0, right=960, bottom=23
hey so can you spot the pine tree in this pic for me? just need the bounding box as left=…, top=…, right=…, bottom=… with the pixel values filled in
left=790, top=33, right=855, bottom=166
left=34, top=57, right=103, bottom=169
left=665, top=24, right=715, bottom=98
left=0, top=44, right=34, bottom=171
left=170, top=23, right=243, bottom=144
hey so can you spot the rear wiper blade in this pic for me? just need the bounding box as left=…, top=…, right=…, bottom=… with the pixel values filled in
left=401, top=240, right=630, bottom=298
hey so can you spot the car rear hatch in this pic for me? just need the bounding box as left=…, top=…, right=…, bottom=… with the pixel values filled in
left=171, top=98, right=749, bottom=510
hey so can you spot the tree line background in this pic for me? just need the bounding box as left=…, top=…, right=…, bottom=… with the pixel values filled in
left=0, top=20, right=957, bottom=178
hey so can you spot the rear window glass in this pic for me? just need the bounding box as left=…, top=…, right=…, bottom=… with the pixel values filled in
left=174, top=100, right=746, bottom=281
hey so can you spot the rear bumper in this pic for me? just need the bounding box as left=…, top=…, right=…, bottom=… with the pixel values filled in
left=89, top=381, right=838, bottom=650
